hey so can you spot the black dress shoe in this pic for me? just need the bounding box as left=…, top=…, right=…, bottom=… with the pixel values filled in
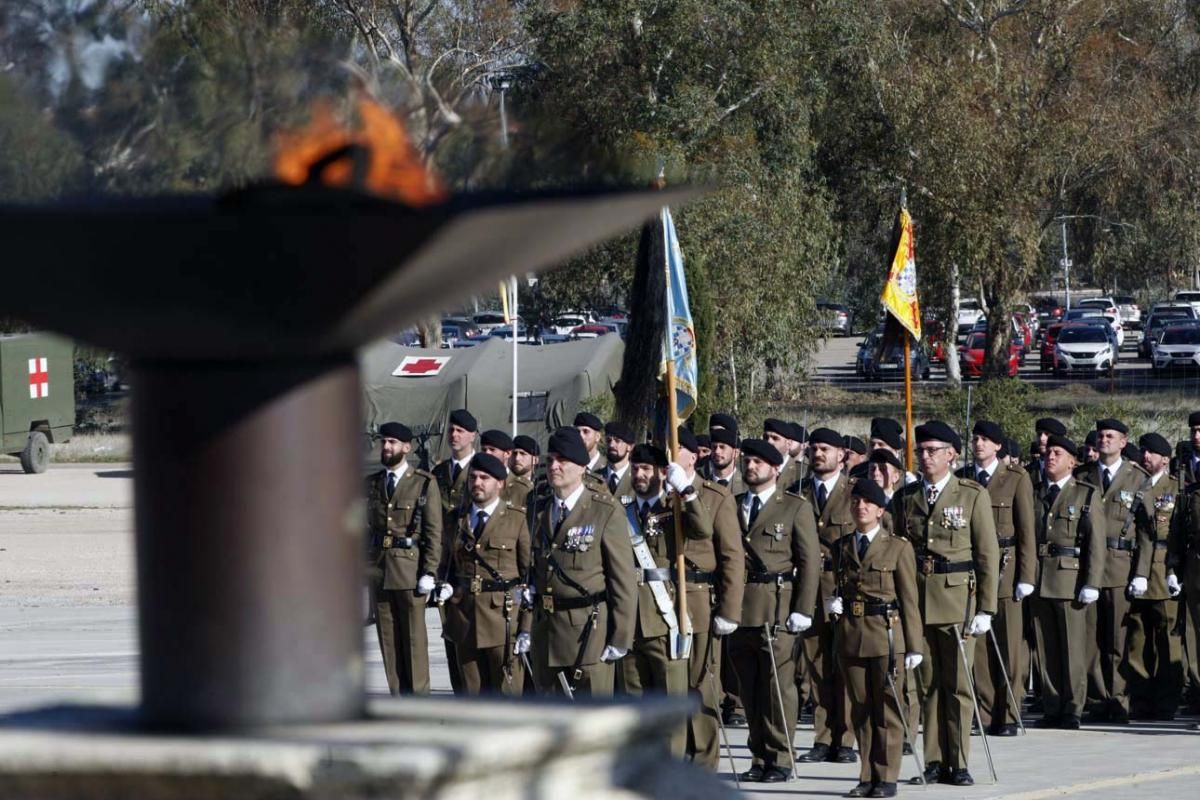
left=911, top=761, right=942, bottom=785
left=902, top=742, right=913, bottom=756
left=1060, top=715, right=1080, bottom=730
left=991, top=723, right=1019, bottom=736
left=798, top=743, right=831, bottom=763
left=739, top=765, right=764, bottom=782
left=722, top=709, right=747, bottom=726
left=831, top=746, right=858, bottom=763
left=1036, top=715, right=1061, bottom=728
left=1084, top=708, right=1111, bottom=724
left=760, top=766, right=791, bottom=783
left=868, top=783, right=898, bottom=798
left=950, top=768, right=975, bottom=786
left=846, top=782, right=873, bottom=798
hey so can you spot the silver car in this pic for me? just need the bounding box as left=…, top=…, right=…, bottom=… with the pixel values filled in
left=1054, top=325, right=1116, bottom=375
left=1152, top=324, right=1200, bottom=371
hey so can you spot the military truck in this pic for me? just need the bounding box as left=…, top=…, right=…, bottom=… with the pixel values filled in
left=0, top=333, right=74, bottom=473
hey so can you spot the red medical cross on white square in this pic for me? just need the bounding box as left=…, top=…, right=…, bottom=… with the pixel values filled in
left=28, top=357, right=49, bottom=399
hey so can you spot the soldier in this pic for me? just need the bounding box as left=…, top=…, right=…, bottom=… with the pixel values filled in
left=1174, top=413, right=1200, bottom=717
left=1169, top=417, right=1200, bottom=730
left=957, top=420, right=1036, bottom=736
left=520, top=427, right=636, bottom=697
left=798, top=427, right=858, bottom=764
left=1125, top=433, right=1183, bottom=719
left=709, top=415, right=747, bottom=725
left=1026, top=417, right=1067, bottom=500
left=844, top=436, right=868, bottom=474
left=601, top=421, right=635, bottom=498
left=480, top=429, right=531, bottom=511
left=868, top=450, right=905, bottom=504
left=366, top=422, right=443, bottom=695
left=728, top=438, right=820, bottom=783
left=1031, top=434, right=1105, bottom=729
left=826, top=479, right=923, bottom=799
left=574, top=412, right=607, bottom=473
left=858, top=418, right=915, bottom=486
left=674, top=428, right=745, bottom=768
left=696, top=434, right=714, bottom=479
left=764, top=418, right=803, bottom=492
left=441, top=453, right=530, bottom=695
left=892, top=421, right=999, bottom=788
left=709, top=426, right=745, bottom=494
left=789, top=423, right=810, bottom=484
left=1175, top=412, right=1200, bottom=486
left=1078, top=418, right=1149, bottom=724
left=1080, top=431, right=1101, bottom=466
left=510, top=434, right=540, bottom=482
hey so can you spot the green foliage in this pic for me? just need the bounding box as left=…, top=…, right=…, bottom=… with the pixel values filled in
left=0, top=75, right=84, bottom=201
left=930, top=378, right=1036, bottom=452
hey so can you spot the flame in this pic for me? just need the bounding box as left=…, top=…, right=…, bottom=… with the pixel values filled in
left=273, top=98, right=447, bottom=206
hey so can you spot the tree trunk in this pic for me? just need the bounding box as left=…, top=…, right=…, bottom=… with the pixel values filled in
left=945, top=261, right=962, bottom=385
left=417, top=315, right=442, bottom=348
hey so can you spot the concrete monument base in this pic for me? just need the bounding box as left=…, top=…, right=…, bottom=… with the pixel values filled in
left=0, top=695, right=734, bottom=800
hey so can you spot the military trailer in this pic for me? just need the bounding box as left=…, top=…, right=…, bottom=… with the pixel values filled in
left=0, top=333, right=74, bottom=473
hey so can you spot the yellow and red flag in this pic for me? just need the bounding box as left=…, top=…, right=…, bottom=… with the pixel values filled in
left=880, top=203, right=921, bottom=339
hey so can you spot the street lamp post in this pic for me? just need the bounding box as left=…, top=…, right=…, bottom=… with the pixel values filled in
left=1060, top=219, right=1073, bottom=310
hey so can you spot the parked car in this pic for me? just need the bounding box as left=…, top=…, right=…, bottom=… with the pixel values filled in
left=1054, top=324, right=1116, bottom=376
left=1140, top=309, right=1198, bottom=359
left=958, top=331, right=1020, bottom=378
left=1152, top=323, right=1200, bottom=371
left=1114, top=295, right=1142, bottom=330
left=957, top=299, right=986, bottom=336
left=595, top=317, right=628, bottom=337
left=817, top=302, right=854, bottom=336
left=855, top=329, right=932, bottom=380
left=440, top=323, right=463, bottom=348
left=1014, top=303, right=1040, bottom=339
left=924, top=319, right=948, bottom=362
left=570, top=324, right=612, bottom=339
left=1077, top=297, right=1119, bottom=316
left=1100, top=312, right=1126, bottom=349
left=1173, top=290, right=1200, bottom=315
left=552, top=312, right=594, bottom=335
left=1063, top=308, right=1103, bottom=323
left=489, top=324, right=533, bottom=343
left=1035, top=297, right=1065, bottom=325
left=1040, top=322, right=1066, bottom=371
left=472, top=311, right=509, bottom=333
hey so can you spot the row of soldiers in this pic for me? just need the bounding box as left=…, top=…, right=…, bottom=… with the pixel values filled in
left=364, top=406, right=1200, bottom=799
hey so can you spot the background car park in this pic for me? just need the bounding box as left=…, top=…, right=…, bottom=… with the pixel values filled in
left=1114, top=295, right=1142, bottom=329
left=957, top=298, right=986, bottom=336
left=1139, top=309, right=1197, bottom=358
left=959, top=330, right=1020, bottom=378
left=817, top=301, right=854, bottom=336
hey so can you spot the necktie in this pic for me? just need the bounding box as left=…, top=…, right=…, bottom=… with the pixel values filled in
left=718, top=478, right=729, bottom=487
left=1102, top=468, right=1112, bottom=493
left=816, top=482, right=828, bottom=514
left=926, top=484, right=939, bottom=507
left=555, top=502, right=568, bottom=534
left=608, top=470, right=619, bottom=494
left=639, top=501, right=651, bottom=529
left=748, top=496, right=763, bottom=529
left=858, top=534, right=869, bottom=561
left=1046, top=484, right=1060, bottom=508
left=473, top=510, right=489, bottom=539
left=386, top=471, right=397, bottom=501
left=452, top=462, right=462, bottom=484
left=978, top=470, right=990, bottom=488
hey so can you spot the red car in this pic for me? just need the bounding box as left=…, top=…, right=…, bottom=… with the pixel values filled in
left=1040, top=322, right=1067, bottom=371
left=959, top=331, right=1020, bottom=378
left=924, top=319, right=947, bottom=363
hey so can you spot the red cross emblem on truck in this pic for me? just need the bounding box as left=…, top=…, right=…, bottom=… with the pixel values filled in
left=393, top=356, right=450, bottom=377
left=28, top=357, right=49, bottom=399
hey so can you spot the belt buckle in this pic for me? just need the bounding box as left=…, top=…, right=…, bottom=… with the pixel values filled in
left=851, top=600, right=865, bottom=617
left=470, top=574, right=483, bottom=594
left=381, top=535, right=393, bottom=549
left=921, top=558, right=935, bottom=576
left=542, top=595, right=555, bottom=613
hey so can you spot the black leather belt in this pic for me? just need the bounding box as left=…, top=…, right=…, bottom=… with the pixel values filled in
left=1042, top=543, right=1080, bottom=557
left=917, top=555, right=975, bottom=575
left=1107, top=537, right=1135, bottom=552
left=850, top=599, right=898, bottom=618
left=539, top=592, right=606, bottom=612
left=1152, top=540, right=1169, bottom=550
left=381, top=535, right=416, bottom=549
left=821, top=556, right=834, bottom=573
left=640, top=567, right=671, bottom=583
left=455, top=576, right=519, bottom=594
left=686, top=568, right=715, bottom=584
left=996, top=537, right=1017, bottom=548
left=747, top=570, right=793, bottom=584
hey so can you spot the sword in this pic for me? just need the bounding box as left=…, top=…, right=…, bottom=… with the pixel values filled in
left=557, top=670, right=576, bottom=701
left=703, top=638, right=740, bottom=788
left=953, top=624, right=998, bottom=784
left=521, top=652, right=540, bottom=693
left=763, top=623, right=798, bottom=781
left=987, top=626, right=1026, bottom=735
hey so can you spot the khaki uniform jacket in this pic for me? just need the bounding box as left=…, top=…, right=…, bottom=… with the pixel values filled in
left=890, top=477, right=1000, bottom=626
left=533, top=489, right=637, bottom=668
left=367, top=467, right=444, bottom=590
left=835, top=531, right=923, bottom=659
left=504, top=473, right=533, bottom=511
left=433, top=456, right=471, bottom=518
left=799, top=474, right=857, bottom=612
left=957, top=463, right=1037, bottom=593
left=599, top=463, right=635, bottom=503
left=443, top=501, right=532, bottom=649
left=780, top=457, right=804, bottom=494
left=712, top=468, right=746, bottom=496
left=630, top=493, right=714, bottom=637
left=735, top=488, right=821, bottom=627
left=1080, top=460, right=1151, bottom=588
left=1035, top=477, right=1106, bottom=600
left=1168, top=482, right=1200, bottom=592
left=1134, top=475, right=1178, bottom=600
left=691, top=474, right=746, bottom=628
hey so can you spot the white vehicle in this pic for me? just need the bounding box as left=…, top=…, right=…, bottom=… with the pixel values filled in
left=1054, top=325, right=1116, bottom=375
left=551, top=312, right=593, bottom=336
left=1114, top=295, right=1142, bottom=329
left=1174, top=291, right=1200, bottom=316
left=1100, top=313, right=1125, bottom=349
left=472, top=311, right=509, bottom=333
left=957, top=299, right=986, bottom=335
left=1077, top=297, right=1119, bottom=316
left=1152, top=324, right=1200, bottom=371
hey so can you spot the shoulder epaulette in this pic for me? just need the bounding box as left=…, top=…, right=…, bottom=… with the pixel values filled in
left=414, top=468, right=435, bottom=479
left=784, top=488, right=806, bottom=501
left=591, top=492, right=614, bottom=505
left=956, top=477, right=984, bottom=492
left=1005, top=463, right=1028, bottom=476
left=1129, top=462, right=1150, bottom=477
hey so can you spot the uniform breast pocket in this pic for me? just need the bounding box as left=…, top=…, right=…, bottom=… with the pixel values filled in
left=993, top=502, right=1013, bottom=531
left=1056, top=556, right=1080, bottom=571
left=762, top=529, right=787, bottom=553
left=867, top=563, right=894, bottom=592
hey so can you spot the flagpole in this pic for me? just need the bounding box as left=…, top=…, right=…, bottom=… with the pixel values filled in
left=664, top=218, right=690, bottom=652
left=904, top=330, right=915, bottom=473
left=511, top=276, right=519, bottom=437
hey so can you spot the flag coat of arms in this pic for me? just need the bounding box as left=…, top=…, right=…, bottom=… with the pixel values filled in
left=880, top=206, right=921, bottom=339
left=660, top=208, right=697, bottom=421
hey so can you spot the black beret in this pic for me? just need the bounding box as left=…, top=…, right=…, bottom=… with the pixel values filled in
left=480, top=429, right=514, bottom=451
left=870, top=417, right=904, bottom=450
left=790, top=423, right=808, bottom=443
left=844, top=435, right=867, bottom=455
left=1029, top=441, right=1040, bottom=455
left=677, top=426, right=700, bottom=454
left=604, top=421, right=635, bottom=444
left=915, top=420, right=961, bottom=452
left=998, top=440, right=1009, bottom=459
left=972, top=420, right=1005, bottom=445
left=1122, top=442, right=1142, bottom=462
left=1190, top=411, right=1200, bottom=428
left=696, top=434, right=711, bottom=448
left=709, top=412, right=739, bottom=433
left=469, top=452, right=507, bottom=481
left=1004, top=438, right=1021, bottom=460
left=710, top=427, right=738, bottom=448
left=512, top=435, right=540, bottom=456
left=1046, top=434, right=1078, bottom=456
left=449, top=408, right=478, bottom=433
left=379, top=422, right=412, bottom=442
left=1139, top=432, right=1171, bottom=458
left=851, top=478, right=889, bottom=508
left=1084, top=430, right=1098, bottom=447
left=741, top=437, right=784, bottom=467
left=1035, top=417, right=1067, bottom=437
left=763, top=418, right=790, bottom=438
left=630, top=443, right=669, bottom=467
left=869, top=449, right=903, bottom=471
left=808, top=427, right=843, bottom=448
left=548, top=427, right=589, bottom=466
left=573, top=412, right=603, bottom=431
left=1096, top=418, right=1129, bottom=435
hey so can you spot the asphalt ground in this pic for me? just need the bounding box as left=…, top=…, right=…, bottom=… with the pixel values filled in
left=2, top=465, right=1198, bottom=798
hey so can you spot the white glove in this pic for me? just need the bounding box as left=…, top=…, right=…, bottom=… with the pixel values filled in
left=521, top=584, right=536, bottom=606
left=904, top=653, right=923, bottom=670
left=712, top=615, right=739, bottom=636
left=785, top=612, right=812, bottom=634
left=965, top=613, right=992, bottom=636
left=1129, top=577, right=1148, bottom=598
left=1077, top=586, right=1100, bottom=605
left=416, top=574, right=435, bottom=596
left=513, top=632, right=531, bottom=655
left=1014, top=582, right=1035, bottom=601
left=435, top=582, right=453, bottom=603
left=599, top=645, right=628, bottom=662
left=824, top=596, right=844, bottom=616
left=1168, top=574, right=1182, bottom=598
left=665, top=463, right=691, bottom=494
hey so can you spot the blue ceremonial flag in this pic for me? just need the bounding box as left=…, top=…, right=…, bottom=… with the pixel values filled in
left=661, top=207, right=698, bottom=421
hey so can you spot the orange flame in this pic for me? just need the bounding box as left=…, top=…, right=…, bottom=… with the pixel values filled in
left=273, top=98, right=447, bottom=206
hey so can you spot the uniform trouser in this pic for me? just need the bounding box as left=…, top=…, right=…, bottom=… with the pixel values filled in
left=1186, top=592, right=1200, bottom=709
left=844, top=655, right=905, bottom=785
left=441, top=605, right=464, bottom=696
left=922, top=623, right=974, bottom=770
left=802, top=620, right=855, bottom=747
left=974, top=595, right=1025, bottom=728
left=1085, top=587, right=1131, bottom=713
left=720, top=647, right=744, bottom=717
left=1033, top=597, right=1088, bottom=720
left=375, top=588, right=430, bottom=695
left=903, top=661, right=921, bottom=747
left=1125, top=598, right=1183, bottom=716
left=622, top=633, right=689, bottom=756
left=686, top=630, right=723, bottom=768
left=457, top=641, right=524, bottom=697
left=730, top=625, right=799, bottom=769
